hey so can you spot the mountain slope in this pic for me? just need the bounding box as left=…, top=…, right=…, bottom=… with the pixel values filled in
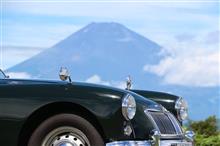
left=8, top=22, right=163, bottom=80
left=7, top=22, right=219, bottom=120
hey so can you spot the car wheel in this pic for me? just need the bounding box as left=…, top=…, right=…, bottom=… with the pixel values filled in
left=28, top=113, right=104, bottom=146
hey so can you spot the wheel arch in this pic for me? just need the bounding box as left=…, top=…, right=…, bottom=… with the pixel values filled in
left=18, top=101, right=106, bottom=146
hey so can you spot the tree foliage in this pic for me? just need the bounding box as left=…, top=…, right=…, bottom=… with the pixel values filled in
left=195, top=134, right=220, bottom=146
left=190, top=116, right=218, bottom=137
left=188, top=116, right=220, bottom=146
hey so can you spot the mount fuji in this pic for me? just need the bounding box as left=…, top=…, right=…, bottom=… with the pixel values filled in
left=8, top=22, right=163, bottom=81
left=7, top=22, right=219, bottom=120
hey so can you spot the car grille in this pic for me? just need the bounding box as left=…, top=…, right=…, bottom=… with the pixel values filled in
left=150, top=112, right=181, bottom=135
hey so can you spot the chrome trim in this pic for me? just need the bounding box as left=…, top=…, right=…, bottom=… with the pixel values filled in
left=175, top=97, right=182, bottom=109
left=144, top=109, right=184, bottom=139
left=175, top=96, right=182, bottom=121
left=150, top=129, right=160, bottom=146
left=184, top=131, right=195, bottom=142
left=122, top=94, right=136, bottom=120
left=160, top=140, right=193, bottom=146
left=166, top=112, right=183, bottom=134
left=106, top=140, right=151, bottom=146
left=160, top=134, right=184, bottom=139
left=106, top=140, right=193, bottom=146
left=175, top=97, right=188, bottom=121
left=144, top=109, right=160, bottom=132
left=147, top=108, right=161, bottom=112
left=124, top=125, right=132, bottom=136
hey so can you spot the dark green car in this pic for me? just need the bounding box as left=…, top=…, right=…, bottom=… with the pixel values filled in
left=0, top=69, right=194, bottom=146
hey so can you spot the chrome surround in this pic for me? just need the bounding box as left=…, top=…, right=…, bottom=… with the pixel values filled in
left=175, top=97, right=188, bottom=121
left=167, top=112, right=183, bottom=134
left=150, top=129, right=160, bottom=146
left=107, top=109, right=194, bottom=146
left=124, top=125, right=132, bottom=136
left=106, top=141, right=151, bottom=146
left=184, top=131, right=195, bottom=142
left=146, top=108, right=161, bottom=112
left=122, top=94, right=136, bottom=120
left=144, top=109, right=184, bottom=138
left=106, top=140, right=193, bottom=146
left=144, top=109, right=160, bottom=132
left=160, top=140, right=193, bottom=146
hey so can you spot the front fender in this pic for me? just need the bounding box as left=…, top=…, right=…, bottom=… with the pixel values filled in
left=131, top=90, right=178, bottom=118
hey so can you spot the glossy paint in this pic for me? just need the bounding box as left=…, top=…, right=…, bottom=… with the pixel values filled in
left=132, top=90, right=179, bottom=118
left=0, top=79, right=160, bottom=146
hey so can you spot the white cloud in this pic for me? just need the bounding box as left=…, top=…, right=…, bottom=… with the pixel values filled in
left=86, top=74, right=110, bottom=86
left=144, top=50, right=220, bottom=87
left=144, top=30, right=220, bottom=87
left=6, top=72, right=32, bottom=79
left=4, top=2, right=218, bottom=31
left=111, top=81, right=127, bottom=89
left=4, top=1, right=216, bottom=18
left=2, top=46, right=46, bottom=69
left=86, top=74, right=127, bottom=89
left=3, top=23, right=81, bottom=47
left=3, top=0, right=218, bottom=54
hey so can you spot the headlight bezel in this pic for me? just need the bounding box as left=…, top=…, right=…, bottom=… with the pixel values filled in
left=175, top=97, right=188, bottom=121
left=122, top=94, right=136, bottom=120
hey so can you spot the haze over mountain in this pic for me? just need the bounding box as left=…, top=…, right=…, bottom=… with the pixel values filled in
left=7, top=22, right=219, bottom=120
left=9, top=22, right=163, bottom=80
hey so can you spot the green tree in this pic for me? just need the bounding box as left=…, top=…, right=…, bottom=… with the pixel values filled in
left=190, top=116, right=218, bottom=137
left=189, top=116, right=220, bottom=146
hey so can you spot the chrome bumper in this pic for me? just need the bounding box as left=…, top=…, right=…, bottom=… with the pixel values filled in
left=106, top=140, right=193, bottom=146
left=106, top=141, right=151, bottom=146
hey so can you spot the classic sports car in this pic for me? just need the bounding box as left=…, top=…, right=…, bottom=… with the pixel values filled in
left=0, top=68, right=194, bottom=146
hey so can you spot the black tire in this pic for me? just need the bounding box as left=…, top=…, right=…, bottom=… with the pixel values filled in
left=28, top=113, right=104, bottom=146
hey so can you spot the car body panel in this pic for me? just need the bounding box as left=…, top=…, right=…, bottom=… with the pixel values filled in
left=0, top=79, right=161, bottom=146
left=132, top=90, right=179, bottom=118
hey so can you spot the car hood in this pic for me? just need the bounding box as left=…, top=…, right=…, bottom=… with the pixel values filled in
left=2, top=79, right=163, bottom=111
left=132, top=89, right=179, bottom=103
left=128, top=91, right=163, bottom=111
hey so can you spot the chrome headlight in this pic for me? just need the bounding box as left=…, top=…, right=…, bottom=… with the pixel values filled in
left=122, top=94, right=136, bottom=120
left=175, top=97, right=188, bottom=121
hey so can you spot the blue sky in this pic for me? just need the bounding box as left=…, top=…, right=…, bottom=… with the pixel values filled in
left=1, top=0, right=219, bottom=84
left=0, top=0, right=219, bottom=119
left=2, top=1, right=219, bottom=48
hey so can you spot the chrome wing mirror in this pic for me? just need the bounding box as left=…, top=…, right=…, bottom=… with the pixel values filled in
left=59, top=67, right=72, bottom=82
